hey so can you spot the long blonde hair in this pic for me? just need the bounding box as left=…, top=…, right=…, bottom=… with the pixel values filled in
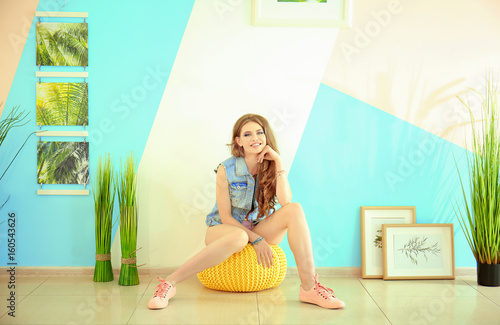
left=229, top=114, right=279, bottom=220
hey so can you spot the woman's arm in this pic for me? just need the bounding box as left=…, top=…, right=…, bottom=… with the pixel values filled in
left=273, top=158, right=292, bottom=206
left=257, top=146, right=292, bottom=206
left=216, top=165, right=262, bottom=243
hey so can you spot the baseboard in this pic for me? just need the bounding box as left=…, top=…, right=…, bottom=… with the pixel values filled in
left=10, top=267, right=177, bottom=276
left=285, top=267, right=362, bottom=277
left=455, top=267, right=476, bottom=276
left=4, top=266, right=477, bottom=277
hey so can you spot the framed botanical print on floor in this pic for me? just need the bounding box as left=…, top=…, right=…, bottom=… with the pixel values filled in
left=361, top=206, right=416, bottom=279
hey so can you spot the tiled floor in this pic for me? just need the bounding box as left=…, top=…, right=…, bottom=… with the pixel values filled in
left=0, top=274, right=499, bottom=324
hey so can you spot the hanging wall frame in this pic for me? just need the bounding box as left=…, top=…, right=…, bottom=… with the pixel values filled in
left=36, top=81, right=88, bottom=126
left=35, top=72, right=89, bottom=196
left=34, top=11, right=89, bottom=196
left=37, top=140, right=89, bottom=185
left=36, top=12, right=88, bottom=67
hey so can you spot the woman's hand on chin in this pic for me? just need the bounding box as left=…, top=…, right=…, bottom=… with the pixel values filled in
left=257, top=145, right=280, bottom=164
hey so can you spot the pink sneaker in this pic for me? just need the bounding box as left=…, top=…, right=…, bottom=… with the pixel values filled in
left=147, top=277, right=176, bottom=310
left=299, top=274, right=345, bottom=309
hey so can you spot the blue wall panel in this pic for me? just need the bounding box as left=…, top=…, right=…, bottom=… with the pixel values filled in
left=0, top=0, right=194, bottom=266
left=286, top=84, right=475, bottom=267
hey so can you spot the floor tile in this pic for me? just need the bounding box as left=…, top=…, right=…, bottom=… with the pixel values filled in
left=371, top=295, right=500, bottom=325
left=0, top=294, right=141, bottom=324
left=31, top=275, right=152, bottom=296
left=360, top=278, right=480, bottom=297
left=0, top=295, right=26, bottom=319
left=487, top=295, right=500, bottom=307
left=1, top=273, right=499, bottom=324
left=258, top=276, right=365, bottom=298
left=460, top=276, right=500, bottom=295
left=128, top=292, right=259, bottom=324
left=258, top=292, right=390, bottom=325
left=460, top=276, right=500, bottom=307
left=0, top=276, right=48, bottom=296
left=146, top=276, right=224, bottom=297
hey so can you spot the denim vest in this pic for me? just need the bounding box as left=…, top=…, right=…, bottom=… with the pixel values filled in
left=205, top=156, right=261, bottom=226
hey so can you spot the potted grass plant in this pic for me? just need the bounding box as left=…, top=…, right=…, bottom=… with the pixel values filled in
left=117, top=152, right=140, bottom=286
left=93, top=154, right=115, bottom=282
left=455, top=79, right=500, bottom=286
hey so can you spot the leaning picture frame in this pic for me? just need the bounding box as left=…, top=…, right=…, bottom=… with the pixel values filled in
left=382, top=224, right=455, bottom=280
left=251, top=0, right=352, bottom=28
left=361, top=206, right=416, bottom=279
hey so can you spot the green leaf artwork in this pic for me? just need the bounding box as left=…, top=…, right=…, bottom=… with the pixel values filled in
left=373, top=229, right=382, bottom=249
left=36, top=22, right=88, bottom=67
left=37, top=141, right=89, bottom=184
left=397, top=236, right=441, bottom=266
left=37, top=82, right=88, bottom=126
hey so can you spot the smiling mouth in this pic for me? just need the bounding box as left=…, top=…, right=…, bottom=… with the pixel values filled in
left=251, top=143, right=261, bottom=148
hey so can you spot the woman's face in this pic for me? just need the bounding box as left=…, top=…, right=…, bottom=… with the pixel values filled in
left=236, top=121, right=267, bottom=155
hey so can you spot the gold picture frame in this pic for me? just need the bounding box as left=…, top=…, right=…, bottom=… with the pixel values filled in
left=361, top=206, right=416, bottom=279
left=382, top=224, right=455, bottom=280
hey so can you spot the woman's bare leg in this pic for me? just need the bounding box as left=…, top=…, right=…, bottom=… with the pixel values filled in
left=252, top=202, right=316, bottom=290
left=165, top=224, right=248, bottom=285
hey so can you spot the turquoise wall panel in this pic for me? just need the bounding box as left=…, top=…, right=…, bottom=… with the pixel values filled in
left=0, top=0, right=194, bottom=266
left=286, top=84, right=475, bottom=267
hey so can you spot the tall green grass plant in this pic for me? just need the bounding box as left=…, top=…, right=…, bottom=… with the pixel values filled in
left=93, top=154, right=115, bottom=282
left=455, top=80, right=500, bottom=265
left=117, top=152, right=140, bottom=285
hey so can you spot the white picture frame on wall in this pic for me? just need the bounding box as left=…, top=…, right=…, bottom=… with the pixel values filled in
left=251, top=0, right=351, bottom=28
left=361, top=206, right=416, bottom=279
left=382, top=223, right=455, bottom=280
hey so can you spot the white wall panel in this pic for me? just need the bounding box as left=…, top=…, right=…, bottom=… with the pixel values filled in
left=323, top=0, right=500, bottom=149
left=111, top=0, right=339, bottom=268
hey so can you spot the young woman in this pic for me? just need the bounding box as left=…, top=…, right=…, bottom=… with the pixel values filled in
left=148, top=114, right=345, bottom=310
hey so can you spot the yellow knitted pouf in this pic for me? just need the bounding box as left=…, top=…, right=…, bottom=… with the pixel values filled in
left=197, top=244, right=287, bottom=292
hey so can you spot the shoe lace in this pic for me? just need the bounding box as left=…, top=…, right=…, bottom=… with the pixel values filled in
left=314, top=275, right=336, bottom=299
left=315, top=282, right=336, bottom=299
left=153, top=277, right=171, bottom=298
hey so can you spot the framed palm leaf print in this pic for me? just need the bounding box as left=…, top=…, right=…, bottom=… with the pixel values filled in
left=36, top=22, right=88, bottom=67
left=37, top=141, right=89, bottom=185
left=36, top=82, right=88, bottom=126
